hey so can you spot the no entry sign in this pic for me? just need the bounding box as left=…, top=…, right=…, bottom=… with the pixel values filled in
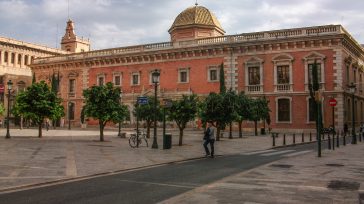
left=329, top=98, right=337, bottom=107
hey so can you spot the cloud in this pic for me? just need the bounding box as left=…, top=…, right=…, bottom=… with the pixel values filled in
left=0, top=0, right=364, bottom=49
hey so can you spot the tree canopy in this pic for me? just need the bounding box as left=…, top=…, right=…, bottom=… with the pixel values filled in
left=13, top=81, right=64, bottom=137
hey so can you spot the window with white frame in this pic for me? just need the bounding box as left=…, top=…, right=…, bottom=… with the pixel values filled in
left=131, top=73, right=140, bottom=85
left=178, top=68, right=189, bottom=83
left=277, top=65, right=290, bottom=84
left=208, top=66, right=219, bottom=82
left=69, top=79, right=75, bottom=93
left=97, top=74, right=105, bottom=86
left=304, top=52, right=326, bottom=90
left=273, top=54, right=293, bottom=91
left=248, top=66, right=260, bottom=85
left=308, top=63, right=322, bottom=84
left=277, top=98, right=291, bottom=122
left=113, top=73, right=121, bottom=86
left=308, top=98, right=316, bottom=122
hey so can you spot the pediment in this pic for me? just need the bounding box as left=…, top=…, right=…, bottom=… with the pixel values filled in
left=272, top=54, right=293, bottom=62
left=68, top=71, right=79, bottom=78
left=303, top=51, right=326, bottom=60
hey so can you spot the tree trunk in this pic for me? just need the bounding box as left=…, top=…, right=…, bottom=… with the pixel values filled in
left=229, top=122, right=233, bottom=139
left=38, top=123, right=42, bottom=138
left=99, top=121, right=104, bottom=141
left=216, top=126, right=221, bottom=141
left=146, top=122, right=151, bottom=138
left=178, top=127, right=184, bottom=146
left=254, top=120, right=258, bottom=136
left=238, top=121, right=243, bottom=138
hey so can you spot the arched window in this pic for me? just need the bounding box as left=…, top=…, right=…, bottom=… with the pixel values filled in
left=17, top=54, right=22, bottom=65
left=4, top=52, right=8, bottom=63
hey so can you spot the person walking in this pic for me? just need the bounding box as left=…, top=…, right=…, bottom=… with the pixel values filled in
left=203, top=122, right=216, bottom=158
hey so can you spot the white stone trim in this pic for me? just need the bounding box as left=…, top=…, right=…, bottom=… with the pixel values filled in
left=97, top=73, right=105, bottom=86
left=272, top=54, right=293, bottom=92
left=207, top=65, right=219, bottom=82
left=178, top=67, right=190, bottom=83
left=131, top=72, right=140, bottom=86
left=113, top=72, right=122, bottom=86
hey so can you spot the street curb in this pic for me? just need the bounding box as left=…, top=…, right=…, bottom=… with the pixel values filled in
left=0, top=156, right=208, bottom=194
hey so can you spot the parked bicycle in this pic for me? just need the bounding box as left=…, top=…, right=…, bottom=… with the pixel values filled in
left=129, top=129, right=149, bottom=148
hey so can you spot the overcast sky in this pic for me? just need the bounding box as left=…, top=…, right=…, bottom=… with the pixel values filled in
left=1, top=0, right=364, bottom=50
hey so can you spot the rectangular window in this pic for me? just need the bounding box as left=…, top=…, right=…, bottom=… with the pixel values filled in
left=24, top=55, right=28, bottom=65
left=132, top=74, right=139, bottom=85
left=308, top=63, right=322, bottom=83
left=69, top=103, right=75, bottom=120
left=4, top=52, right=8, bottom=63
left=277, top=65, right=290, bottom=84
left=278, top=98, right=290, bottom=122
left=248, top=67, right=260, bottom=85
left=98, top=76, right=104, bottom=86
left=11, top=53, right=15, bottom=64
left=69, top=79, right=75, bottom=93
left=179, top=70, right=188, bottom=83
left=210, top=69, right=218, bottom=81
left=18, top=54, right=21, bottom=65
left=114, top=75, right=121, bottom=86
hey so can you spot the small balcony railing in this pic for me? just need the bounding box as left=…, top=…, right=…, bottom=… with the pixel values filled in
left=68, top=92, right=76, bottom=98
left=246, top=85, right=263, bottom=93
left=275, top=84, right=292, bottom=92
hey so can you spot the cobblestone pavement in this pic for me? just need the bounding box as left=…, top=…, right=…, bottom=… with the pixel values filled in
left=0, top=127, right=270, bottom=191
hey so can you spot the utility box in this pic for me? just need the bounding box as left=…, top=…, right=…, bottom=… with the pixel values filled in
left=163, top=133, right=172, bottom=149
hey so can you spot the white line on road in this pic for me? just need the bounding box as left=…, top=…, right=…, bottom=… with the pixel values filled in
left=261, top=150, right=295, bottom=156
left=283, top=150, right=313, bottom=157
left=240, top=149, right=276, bottom=155
left=119, top=179, right=197, bottom=189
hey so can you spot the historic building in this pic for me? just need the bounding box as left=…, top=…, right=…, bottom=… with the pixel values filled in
left=30, top=4, right=364, bottom=132
left=0, top=19, right=89, bottom=123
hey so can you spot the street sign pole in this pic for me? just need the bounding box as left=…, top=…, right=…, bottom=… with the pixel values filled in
left=329, top=98, right=337, bottom=131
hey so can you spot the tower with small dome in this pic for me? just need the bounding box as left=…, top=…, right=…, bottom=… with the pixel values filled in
left=61, top=19, right=90, bottom=53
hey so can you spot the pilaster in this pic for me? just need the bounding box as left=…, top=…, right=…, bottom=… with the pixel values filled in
left=224, top=50, right=238, bottom=91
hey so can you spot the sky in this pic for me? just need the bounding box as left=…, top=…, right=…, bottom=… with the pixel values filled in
left=1, top=0, right=364, bottom=50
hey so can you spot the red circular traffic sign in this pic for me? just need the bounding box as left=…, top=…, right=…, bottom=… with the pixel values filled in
left=329, top=98, right=337, bottom=107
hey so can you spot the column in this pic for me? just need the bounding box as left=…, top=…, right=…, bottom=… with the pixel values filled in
left=0, top=50, right=3, bottom=65
left=14, top=52, right=18, bottom=68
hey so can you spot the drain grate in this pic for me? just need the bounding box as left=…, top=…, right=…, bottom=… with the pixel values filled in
left=327, top=180, right=360, bottom=191
left=270, top=164, right=293, bottom=168
left=326, top=163, right=344, bottom=167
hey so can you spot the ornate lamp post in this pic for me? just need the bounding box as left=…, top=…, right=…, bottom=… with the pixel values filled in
left=5, top=80, right=12, bottom=139
left=68, top=102, right=72, bottom=130
left=118, top=91, right=123, bottom=137
left=348, top=82, right=357, bottom=144
left=151, top=69, right=160, bottom=149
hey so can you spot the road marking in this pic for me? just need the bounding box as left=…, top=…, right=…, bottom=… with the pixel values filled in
left=119, top=179, right=196, bottom=189
left=261, top=150, right=295, bottom=156
left=240, top=149, right=276, bottom=155
left=66, top=142, right=78, bottom=177
left=283, top=150, right=313, bottom=157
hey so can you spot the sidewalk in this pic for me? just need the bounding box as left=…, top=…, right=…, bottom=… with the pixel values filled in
left=0, top=128, right=271, bottom=191
left=160, top=143, right=364, bottom=204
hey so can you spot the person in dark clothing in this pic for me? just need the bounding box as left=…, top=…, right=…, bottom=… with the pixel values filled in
left=203, top=122, right=215, bottom=158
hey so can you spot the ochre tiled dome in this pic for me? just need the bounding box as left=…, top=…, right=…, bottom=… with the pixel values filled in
left=169, top=6, right=225, bottom=33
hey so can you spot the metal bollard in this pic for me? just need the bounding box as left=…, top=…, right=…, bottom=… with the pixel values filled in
left=328, top=133, right=331, bottom=150
left=293, top=133, right=296, bottom=144
left=310, top=132, right=312, bottom=141
left=283, top=134, right=286, bottom=146
left=360, top=132, right=363, bottom=142
left=336, top=131, right=340, bottom=147
left=272, top=133, right=276, bottom=147
left=332, top=133, right=335, bottom=150
left=343, top=130, right=346, bottom=146
left=302, top=133, right=304, bottom=143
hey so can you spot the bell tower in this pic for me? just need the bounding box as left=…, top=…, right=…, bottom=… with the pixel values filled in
left=61, top=19, right=90, bottom=53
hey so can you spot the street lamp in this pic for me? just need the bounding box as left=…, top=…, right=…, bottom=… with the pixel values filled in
left=5, top=80, right=12, bottom=139
left=118, top=91, right=123, bottom=137
left=348, top=82, right=357, bottom=144
left=68, top=102, right=72, bottom=130
left=151, top=69, right=160, bottom=149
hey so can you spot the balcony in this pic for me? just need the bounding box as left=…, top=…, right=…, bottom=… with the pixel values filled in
left=246, top=85, right=263, bottom=93
left=275, top=84, right=292, bottom=92
left=68, top=92, right=76, bottom=98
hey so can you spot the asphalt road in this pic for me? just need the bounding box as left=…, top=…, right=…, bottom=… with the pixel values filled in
left=0, top=136, right=352, bottom=204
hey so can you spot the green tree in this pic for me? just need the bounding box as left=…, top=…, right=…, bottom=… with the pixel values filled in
left=13, top=81, right=64, bottom=137
left=133, top=96, right=163, bottom=138
left=248, top=97, right=270, bottom=136
left=32, top=73, right=36, bottom=84
left=83, top=82, right=127, bottom=141
left=199, top=91, right=236, bottom=141
left=235, top=92, right=250, bottom=138
left=0, top=103, right=5, bottom=117
left=168, top=95, right=199, bottom=146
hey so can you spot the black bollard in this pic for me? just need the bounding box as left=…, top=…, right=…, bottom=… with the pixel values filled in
left=328, top=133, right=331, bottom=150
left=272, top=133, right=276, bottom=147
left=293, top=133, right=296, bottom=144
left=360, top=132, right=363, bottom=142
left=283, top=134, right=286, bottom=146
left=302, top=133, right=304, bottom=143
left=336, top=131, right=340, bottom=147
left=332, top=133, right=335, bottom=150
left=343, top=130, right=346, bottom=146
left=310, top=132, right=312, bottom=142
